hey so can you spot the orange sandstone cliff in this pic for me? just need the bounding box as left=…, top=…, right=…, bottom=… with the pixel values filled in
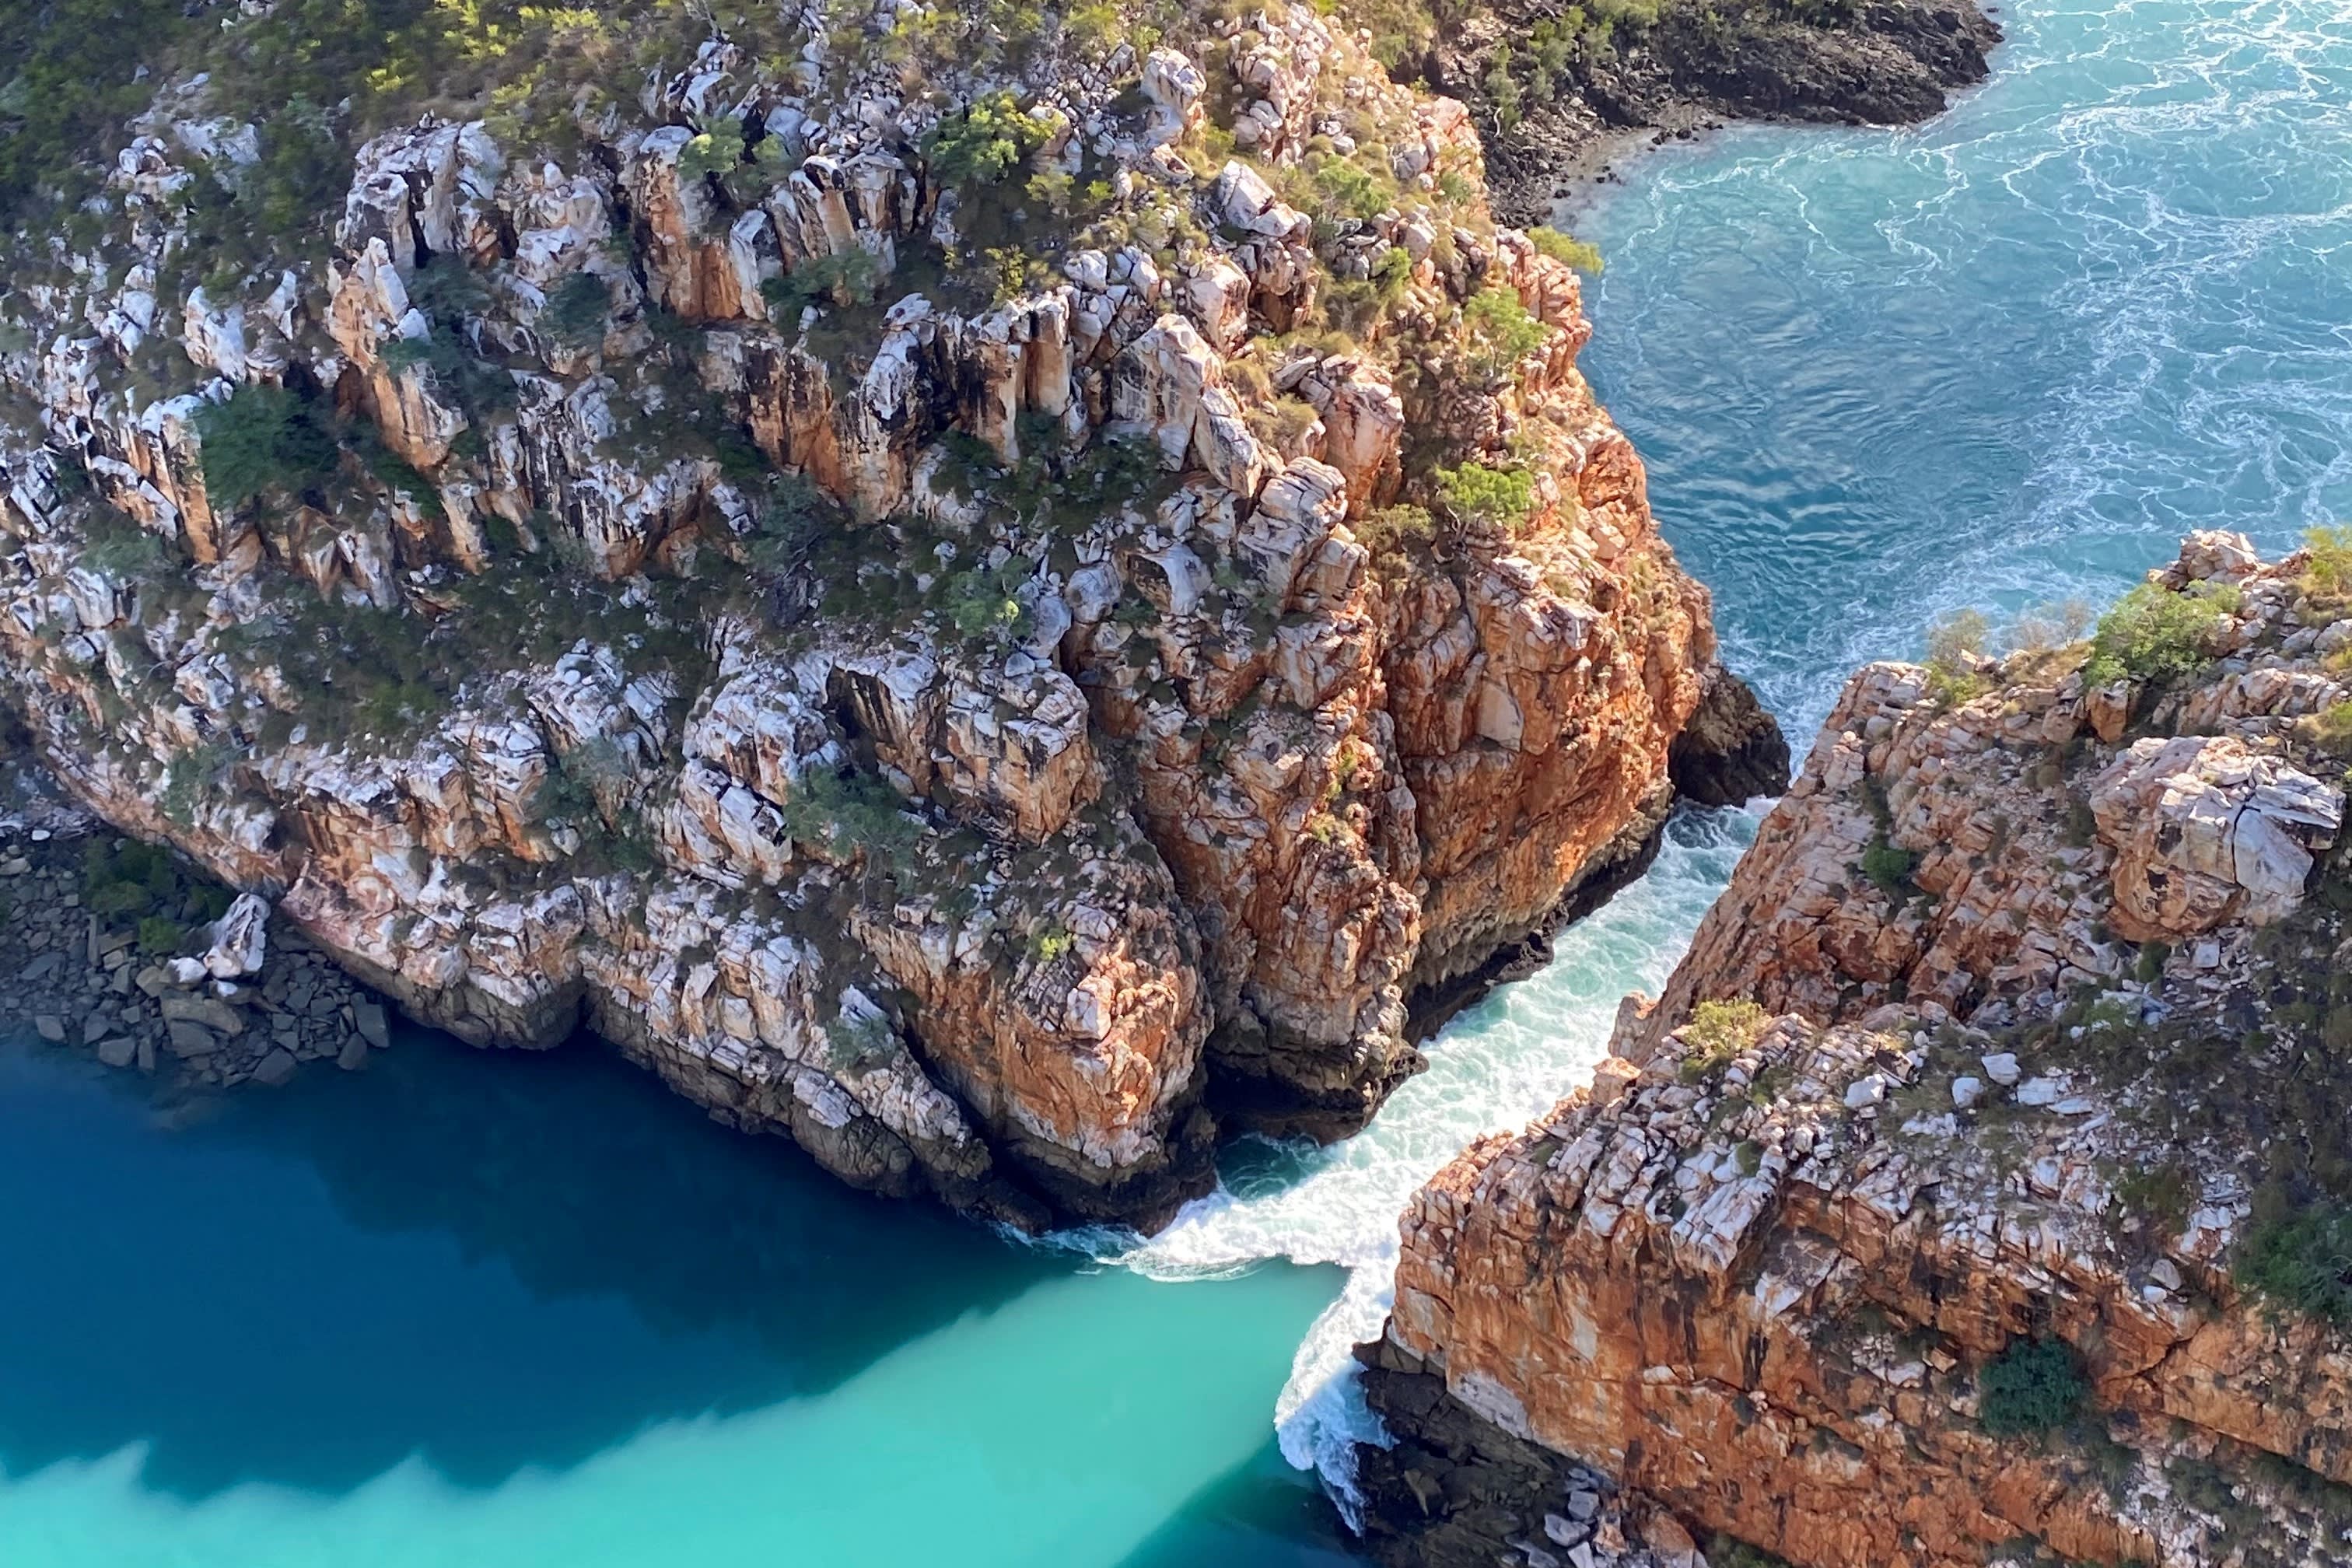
left=0, top=2, right=1779, bottom=1226
left=1362, top=534, right=2352, bottom=1566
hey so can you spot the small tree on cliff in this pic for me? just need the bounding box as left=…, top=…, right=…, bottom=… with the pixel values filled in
left=194, top=383, right=338, bottom=509
left=922, top=90, right=1055, bottom=188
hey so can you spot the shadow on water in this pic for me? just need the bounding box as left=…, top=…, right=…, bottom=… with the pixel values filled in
left=1112, top=1437, right=1361, bottom=1568
left=0, top=1022, right=1069, bottom=1500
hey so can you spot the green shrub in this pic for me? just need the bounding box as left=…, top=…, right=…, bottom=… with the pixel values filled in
left=1923, top=607, right=1990, bottom=706
left=1678, top=997, right=1770, bottom=1080
left=82, top=835, right=234, bottom=950
left=1354, top=503, right=1437, bottom=568
left=1313, top=156, right=1396, bottom=222
left=2305, top=700, right=2352, bottom=758
left=922, top=89, right=1054, bottom=187
left=2305, top=523, right=2352, bottom=597
left=1433, top=461, right=1535, bottom=530
left=824, top=1006, right=897, bottom=1073
left=1482, top=44, right=1524, bottom=128
left=777, top=768, right=921, bottom=859
left=762, top=249, right=883, bottom=317
left=2081, top=581, right=2230, bottom=689
left=741, top=474, right=837, bottom=575
left=1461, top=285, right=1549, bottom=383
left=81, top=515, right=170, bottom=579
left=137, top=915, right=187, bottom=957
left=943, top=561, right=1031, bottom=639
left=376, top=334, right=446, bottom=376
left=243, top=96, right=344, bottom=245
left=676, top=120, right=746, bottom=184
left=1977, top=1339, right=2089, bottom=1437
left=0, top=0, right=198, bottom=220
left=194, top=384, right=339, bottom=509
left=1860, top=837, right=1917, bottom=901
left=542, top=271, right=613, bottom=347
left=1528, top=225, right=1603, bottom=274
left=1343, top=0, right=1438, bottom=68
left=1705, top=1537, right=1793, bottom=1568
left=2236, top=1204, right=2352, bottom=1326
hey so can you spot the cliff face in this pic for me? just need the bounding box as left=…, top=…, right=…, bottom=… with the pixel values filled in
left=0, top=2, right=1773, bottom=1225
left=1367, top=535, right=2352, bottom=1566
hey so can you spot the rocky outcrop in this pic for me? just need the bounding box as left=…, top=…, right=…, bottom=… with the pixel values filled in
left=1624, top=534, right=2345, bottom=1056
left=0, top=5, right=1777, bottom=1227
left=1426, top=0, right=2003, bottom=223
left=1363, top=537, right=2352, bottom=1566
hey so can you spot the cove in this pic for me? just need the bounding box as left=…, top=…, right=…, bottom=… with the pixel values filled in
left=0, top=1031, right=1353, bottom=1566
left=8, top=0, right=2352, bottom=1559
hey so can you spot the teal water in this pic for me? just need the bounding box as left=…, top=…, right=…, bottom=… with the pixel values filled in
left=1578, top=0, right=2352, bottom=733
left=8, top=0, right=2352, bottom=1559
left=0, top=1033, right=1357, bottom=1566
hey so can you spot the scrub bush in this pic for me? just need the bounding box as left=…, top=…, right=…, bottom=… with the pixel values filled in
left=194, top=385, right=339, bottom=509
left=1977, top=1339, right=2089, bottom=1437
left=1433, top=461, right=1535, bottom=530
left=543, top=272, right=613, bottom=347
left=1923, top=608, right=1990, bottom=706
left=1860, top=838, right=1916, bottom=901
left=2236, top=1204, right=2352, bottom=1327
left=2081, top=582, right=2230, bottom=689
left=1528, top=226, right=1603, bottom=274
left=1706, top=1538, right=1793, bottom=1568
left=1678, top=998, right=1770, bottom=1080
left=922, top=90, right=1053, bottom=187
left=1461, top=285, right=1549, bottom=383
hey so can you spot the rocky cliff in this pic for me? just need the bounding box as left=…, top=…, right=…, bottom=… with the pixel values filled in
left=1364, top=534, right=2352, bottom=1566
left=0, top=1, right=1776, bottom=1227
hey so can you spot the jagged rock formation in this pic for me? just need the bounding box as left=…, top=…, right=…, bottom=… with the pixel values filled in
left=1365, top=536, right=2352, bottom=1566
left=1622, top=531, right=2347, bottom=1058
left=0, top=2, right=1776, bottom=1226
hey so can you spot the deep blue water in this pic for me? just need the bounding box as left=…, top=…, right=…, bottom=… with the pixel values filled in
left=5, top=0, right=2352, bottom=1559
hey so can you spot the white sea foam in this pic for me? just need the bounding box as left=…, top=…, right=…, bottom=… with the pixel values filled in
left=1098, top=808, right=1757, bottom=1513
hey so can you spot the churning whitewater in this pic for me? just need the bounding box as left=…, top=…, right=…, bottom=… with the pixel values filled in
left=1106, top=0, right=2352, bottom=1510
left=1111, top=811, right=1760, bottom=1507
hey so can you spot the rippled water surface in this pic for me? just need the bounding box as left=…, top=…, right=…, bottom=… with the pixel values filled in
left=6, top=0, right=2352, bottom=1559
left=1581, top=0, right=2352, bottom=734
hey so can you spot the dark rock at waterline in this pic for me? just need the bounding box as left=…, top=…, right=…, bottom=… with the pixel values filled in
left=1446, top=0, right=2003, bottom=224
left=1668, top=665, right=1792, bottom=808
left=0, top=814, right=386, bottom=1094
left=1351, top=1339, right=1686, bottom=1568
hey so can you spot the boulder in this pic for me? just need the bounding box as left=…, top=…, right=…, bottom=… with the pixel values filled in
left=2090, top=734, right=2343, bottom=939
left=200, top=892, right=271, bottom=979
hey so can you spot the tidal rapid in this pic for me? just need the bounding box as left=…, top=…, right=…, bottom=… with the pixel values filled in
left=5, top=0, right=2350, bottom=1559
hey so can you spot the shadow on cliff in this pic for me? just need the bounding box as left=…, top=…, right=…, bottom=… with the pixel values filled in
left=0, top=1023, right=1066, bottom=1499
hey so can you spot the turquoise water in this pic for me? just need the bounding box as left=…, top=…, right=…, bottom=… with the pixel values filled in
left=0, top=1034, right=1357, bottom=1566
left=8, top=0, right=2352, bottom=1559
left=1577, top=0, right=2352, bottom=733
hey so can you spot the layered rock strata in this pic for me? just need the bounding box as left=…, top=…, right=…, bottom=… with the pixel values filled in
left=0, top=3, right=1776, bottom=1224
left=1366, top=536, right=2352, bottom=1566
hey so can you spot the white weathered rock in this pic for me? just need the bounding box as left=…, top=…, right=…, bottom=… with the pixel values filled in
left=200, top=892, right=271, bottom=979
